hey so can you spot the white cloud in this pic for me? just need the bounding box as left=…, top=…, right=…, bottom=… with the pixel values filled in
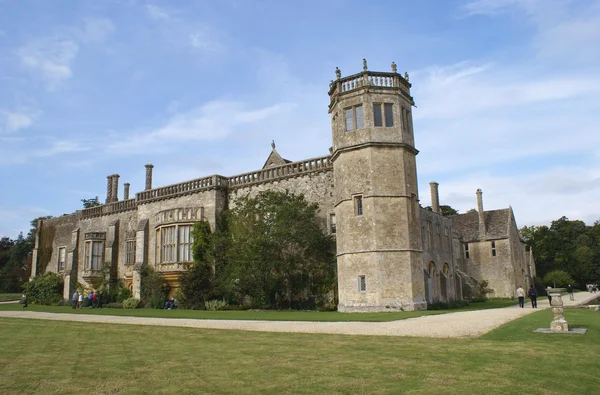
left=109, top=100, right=296, bottom=154
left=422, top=164, right=600, bottom=226
left=17, top=18, right=115, bottom=90
left=0, top=139, right=90, bottom=165
left=0, top=109, right=39, bottom=134
left=18, top=39, right=79, bottom=90
left=145, top=4, right=171, bottom=20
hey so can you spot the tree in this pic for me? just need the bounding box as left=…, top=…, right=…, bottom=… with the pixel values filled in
left=424, top=205, right=459, bottom=216
left=520, top=216, right=600, bottom=287
left=542, top=270, right=575, bottom=288
left=221, top=191, right=336, bottom=309
left=81, top=197, right=101, bottom=208
left=179, top=221, right=216, bottom=309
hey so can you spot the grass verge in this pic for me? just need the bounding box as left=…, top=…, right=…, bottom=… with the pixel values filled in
left=0, top=309, right=598, bottom=394
left=0, top=293, right=21, bottom=302
left=0, top=298, right=517, bottom=322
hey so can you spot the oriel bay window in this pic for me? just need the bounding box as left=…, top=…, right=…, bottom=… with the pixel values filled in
left=84, top=240, right=104, bottom=270
left=155, top=224, right=194, bottom=264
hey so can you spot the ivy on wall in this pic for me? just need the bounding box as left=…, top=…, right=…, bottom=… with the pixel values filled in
left=37, top=224, right=56, bottom=274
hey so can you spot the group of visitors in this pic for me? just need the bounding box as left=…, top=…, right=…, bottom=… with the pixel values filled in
left=516, top=285, right=539, bottom=308
left=71, top=290, right=103, bottom=309
left=586, top=283, right=598, bottom=293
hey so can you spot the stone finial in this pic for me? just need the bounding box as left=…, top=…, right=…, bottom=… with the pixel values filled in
left=145, top=164, right=154, bottom=191
left=404, top=71, right=409, bottom=81
left=271, top=140, right=276, bottom=149
left=391, top=62, right=397, bottom=73
left=335, top=67, right=341, bottom=79
left=363, top=58, right=368, bottom=72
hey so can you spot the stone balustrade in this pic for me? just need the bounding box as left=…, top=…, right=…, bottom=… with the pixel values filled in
left=329, top=71, right=409, bottom=96
left=156, top=262, right=189, bottom=272
left=228, top=156, right=331, bottom=188
left=136, top=175, right=228, bottom=203
left=80, top=198, right=137, bottom=219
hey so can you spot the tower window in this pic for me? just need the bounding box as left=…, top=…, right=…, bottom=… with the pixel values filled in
left=358, top=275, right=366, bottom=292
left=329, top=213, right=336, bottom=234
left=491, top=241, right=496, bottom=256
left=465, top=243, right=470, bottom=259
left=354, top=195, right=363, bottom=216
left=373, top=103, right=394, bottom=127
left=345, top=105, right=364, bottom=131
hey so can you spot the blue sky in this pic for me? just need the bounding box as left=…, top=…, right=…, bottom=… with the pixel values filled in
left=1, top=0, right=600, bottom=238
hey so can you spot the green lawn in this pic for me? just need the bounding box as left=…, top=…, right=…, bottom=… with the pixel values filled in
left=0, top=298, right=517, bottom=322
left=0, top=309, right=598, bottom=394
left=0, top=293, right=21, bottom=302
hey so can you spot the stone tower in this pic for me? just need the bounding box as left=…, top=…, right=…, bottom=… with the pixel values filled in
left=329, top=60, right=425, bottom=312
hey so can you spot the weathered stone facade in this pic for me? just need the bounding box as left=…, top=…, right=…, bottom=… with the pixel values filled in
left=31, top=62, right=534, bottom=311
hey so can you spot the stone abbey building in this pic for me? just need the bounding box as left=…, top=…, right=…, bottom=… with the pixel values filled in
left=31, top=61, right=535, bottom=312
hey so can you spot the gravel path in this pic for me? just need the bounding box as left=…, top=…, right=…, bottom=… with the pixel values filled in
left=1, top=292, right=597, bottom=338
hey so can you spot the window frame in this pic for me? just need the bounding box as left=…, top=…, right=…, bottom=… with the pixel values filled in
left=344, top=104, right=364, bottom=131
left=354, top=195, right=363, bottom=216
left=491, top=241, right=497, bottom=257
left=155, top=223, right=196, bottom=265
left=57, top=246, right=66, bottom=272
left=465, top=243, right=470, bottom=259
left=125, top=239, right=136, bottom=265
left=84, top=240, right=104, bottom=270
left=358, top=275, right=367, bottom=292
left=329, top=213, right=336, bottom=235
left=373, top=103, right=394, bottom=127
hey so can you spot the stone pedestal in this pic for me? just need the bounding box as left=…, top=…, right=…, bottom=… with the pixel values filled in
left=549, top=288, right=568, bottom=333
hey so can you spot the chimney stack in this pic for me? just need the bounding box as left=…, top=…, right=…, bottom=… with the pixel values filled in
left=106, top=175, right=113, bottom=204
left=429, top=181, right=440, bottom=214
left=476, top=188, right=486, bottom=239
left=124, top=183, right=130, bottom=200
left=112, top=174, right=120, bottom=202
left=145, top=164, right=154, bottom=190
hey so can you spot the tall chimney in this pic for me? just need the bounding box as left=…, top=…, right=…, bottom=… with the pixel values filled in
left=112, top=174, right=120, bottom=202
left=429, top=181, right=440, bottom=214
left=476, top=188, right=486, bottom=239
left=145, top=164, right=154, bottom=190
left=106, top=175, right=113, bottom=204
left=124, top=183, right=130, bottom=200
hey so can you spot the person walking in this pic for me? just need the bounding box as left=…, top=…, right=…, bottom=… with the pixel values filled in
left=97, top=291, right=103, bottom=309
left=546, top=285, right=552, bottom=305
left=87, top=291, right=93, bottom=308
left=72, top=290, right=79, bottom=309
left=91, top=291, right=97, bottom=308
left=516, top=285, right=525, bottom=308
left=567, top=284, right=574, bottom=301
left=528, top=285, right=537, bottom=308
left=78, top=292, right=83, bottom=308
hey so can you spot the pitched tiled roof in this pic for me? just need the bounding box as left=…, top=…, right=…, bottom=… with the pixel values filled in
left=451, top=208, right=511, bottom=242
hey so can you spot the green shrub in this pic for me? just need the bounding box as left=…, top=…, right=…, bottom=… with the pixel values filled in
left=542, top=270, right=575, bottom=288
left=470, top=296, right=488, bottom=303
left=116, top=288, right=132, bottom=303
left=140, top=266, right=168, bottom=309
left=205, top=298, right=227, bottom=311
left=105, top=302, right=123, bottom=309
left=21, top=273, right=63, bottom=305
left=123, top=298, right=140, bottom=309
